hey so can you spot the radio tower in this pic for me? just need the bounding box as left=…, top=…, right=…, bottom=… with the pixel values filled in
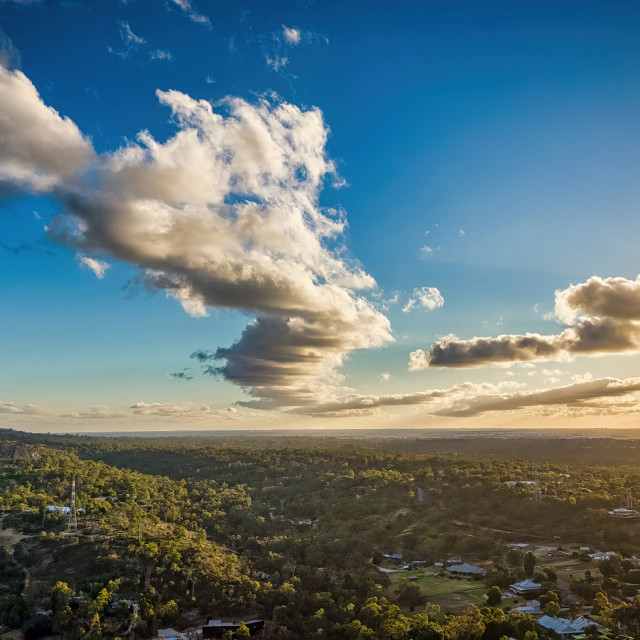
left=532, top=465, right=542, bottom=503
left=68, top=478, right=78, bottom=532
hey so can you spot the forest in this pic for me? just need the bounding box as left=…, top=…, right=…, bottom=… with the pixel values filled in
left=1, top=429, right=640, bottom=640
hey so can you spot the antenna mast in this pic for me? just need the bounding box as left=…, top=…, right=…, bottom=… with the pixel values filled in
left=532, top=465, right=542, bottom=503
left=68, top=477, right=78, bottom=532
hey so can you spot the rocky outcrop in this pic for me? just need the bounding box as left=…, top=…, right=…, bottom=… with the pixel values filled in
left=0, top=442, right=40, bottom=460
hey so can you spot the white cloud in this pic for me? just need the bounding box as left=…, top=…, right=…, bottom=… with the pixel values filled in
left=282, top=25, right=302, bottom=45
left=458, top=229, right=465, bottom=237
left=64, top=406, right=128, bottom=419
left=0, top=400, right=41, bottom=414
left=419, top=245, right=433, bottom=258
left=0, top=65, right=94, bottom=192
left=1, top=65, right=392, bottom=410
left=109, top=20, right=173, bottom=62
left=292, top=380, right=525, bottom=417
left=379, top=371, right=390, bottom=382
left=266, top=55, right=288, bottom=71
left=260, top=24, right=327, bottom=73
left=403, top=286, right=444, bottom=313
left=408, top=349, right=428, bottom=372
left=130, top=401, right=239, bottom=419
left=168, top=0, right=210, bottom=26
left=78, top=256, right=110, bottom=279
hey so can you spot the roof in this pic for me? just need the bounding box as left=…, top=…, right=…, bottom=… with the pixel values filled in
left=512, top=579, right=542, bottom=590
left=206, top=620, right=263, bottom=627
left=448, top=563, right=485, bottom=574
left=538, top=616, right=599, bottom=636
left=47, top=505, right=70, bottom=514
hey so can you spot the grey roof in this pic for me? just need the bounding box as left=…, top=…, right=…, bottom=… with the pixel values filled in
left=448, top=562, right=485, bottom=574
left=512, top=579, right=542, bottom=590
left=538, top=616, right=600, bottom=636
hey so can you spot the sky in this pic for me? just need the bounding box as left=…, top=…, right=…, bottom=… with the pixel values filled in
left=2, top=0, right=640, bottom=431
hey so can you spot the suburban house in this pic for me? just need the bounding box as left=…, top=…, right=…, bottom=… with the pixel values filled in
left=516, top=600, right=541, bottom=615
left=507, top=542, right=537, bottom=552
left=608, top=507, right=638, bottom=518
left=447, top=563, right=486, bottom=577
left=537, top=616, right=600, bottom=639
left=202, top=619, right=265, bottom=638
left=510, top=579, right=542, bottom=598
left=588, top=551, right=617, bottom=561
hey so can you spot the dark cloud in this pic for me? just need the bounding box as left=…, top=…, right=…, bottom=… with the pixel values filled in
left=167, top=371, right=194, bottom=381
left=413, top=275, right=640, bottom=370
left=436, top=377, right=640, bottom=418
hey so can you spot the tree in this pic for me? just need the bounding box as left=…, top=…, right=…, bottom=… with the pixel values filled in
left=444, top=605, right=485, bottom=640
left=160, top=600, right=179, bottom=626
left=410, top=615, right=445, bottom=640
left=396, top=581, right=423, bottom=610
left=236, top=622, right=251, bottom=639
left=486, top=587, right=502, bottom=607
left=22, top=613, right=52, bottom=640
left=50, top=581, right=74, bottom=634
left=523, top=552, right=536, bottom=578
left=591, top=592, right=614, bottom=630
left=542, top=601, right=560, bottom=617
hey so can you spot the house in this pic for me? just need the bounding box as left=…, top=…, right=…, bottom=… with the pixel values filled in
left=447, top=563, right=486, bottom=577
left=588, top=551, right=616, bottom=561
left=507, top=543, right=536, bottom=552
left=202, top=620, right=264, bottom=638
left=111, top=599, right=139, bottom=614
left=510, top=580, right=542, bottom=598
left=383, top=553, right=403, bottom=561
left=154, top=629, right=197, bottom=640
left=47, top=505, right=70, bottom=514
left=516, top=600, right=541, bottom=615
left=537, top=616, right=600, bottom=639
left=608, top=507, right=639, bottom=518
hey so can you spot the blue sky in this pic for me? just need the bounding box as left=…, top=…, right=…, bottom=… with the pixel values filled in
left=2, top=0, right=640, bottom=430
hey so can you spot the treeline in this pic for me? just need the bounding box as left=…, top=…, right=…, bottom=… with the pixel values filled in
left=1, top=431, right=640, bottom=638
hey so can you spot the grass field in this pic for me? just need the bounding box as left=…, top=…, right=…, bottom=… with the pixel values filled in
left=386, top=566, right=488, bottom=611
left=538, top=557, right=601, bottom=582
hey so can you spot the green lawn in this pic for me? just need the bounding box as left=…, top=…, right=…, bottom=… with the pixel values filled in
left=386, top=567, right=487, bottom=611
left=538, top=557, right=601, bottom=582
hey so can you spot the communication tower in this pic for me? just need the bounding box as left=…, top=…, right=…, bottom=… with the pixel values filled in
left=68, top=477, right=78, bottom=532
left=532, top=465, right=542, bottom=503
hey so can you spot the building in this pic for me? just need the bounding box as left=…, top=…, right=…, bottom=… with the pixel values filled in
left=510, top=580, right=542, bottom=598
left=202, top=619, right=264, bottom=638
left=507, top=543, right=536, bottom=552
left=447, top=563, right=486, bottom=577
left=47, top=505, right=70, bottom=514
left=537, top=616, right=599, bottom=639
left=608, top=507, right=639, bottom=518
left=516, top=600, right=540, bottom=615
left=588, top=551, right=617, bottom=561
